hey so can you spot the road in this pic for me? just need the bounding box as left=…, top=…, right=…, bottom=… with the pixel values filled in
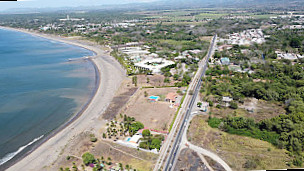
left=163, top=34, right=216, bottom=170
left=154, top=35, right=229, bottom=171
left=179, top=113, right=232, bottom=171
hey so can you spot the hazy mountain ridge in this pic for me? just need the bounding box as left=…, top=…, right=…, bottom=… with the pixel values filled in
left=163, top=0, right=304, bottom=8
left=1, top=0, right=303, bottom=14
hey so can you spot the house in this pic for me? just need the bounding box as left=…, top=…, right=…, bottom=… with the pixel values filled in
left=166, top=93, right=178, bottom=103
left=148, top=96, right=160, bottom=102
left=222, top=96, right=233, bottom=107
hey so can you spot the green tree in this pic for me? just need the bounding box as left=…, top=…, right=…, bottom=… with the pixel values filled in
left=150, top=138, right=162, bottom=150
left=290, top=38, right=301, bottom=48
left=142, top=129, right=151, bottom=137
left=144, top=91, right=148, bottom=97
left=130, top=121, right=144, bottom=135
left=82, top=152, right=95, bottom=165
left=173, top=74, right=180, bottom=80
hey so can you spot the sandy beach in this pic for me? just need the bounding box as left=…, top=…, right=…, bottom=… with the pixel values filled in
left=0, top=26, right=126, bottom=171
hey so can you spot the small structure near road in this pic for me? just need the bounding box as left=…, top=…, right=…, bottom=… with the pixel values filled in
left=222, top=96, right=233, bottom=107
left=200, top=102, right=209, bottom=112
left=197, top=101, right=209, bottom=112
left=166, top=92, right=182, bottom=107
left=166, top=92, right=178, bottom=103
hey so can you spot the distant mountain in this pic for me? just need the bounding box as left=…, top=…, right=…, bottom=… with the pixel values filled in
left=1, top=0, right=303, bottom=14
left=162, top=0, right=304, bottom=9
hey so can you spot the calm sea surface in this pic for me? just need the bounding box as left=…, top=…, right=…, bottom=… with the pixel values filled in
left=0, top=28, right=96, bottom=167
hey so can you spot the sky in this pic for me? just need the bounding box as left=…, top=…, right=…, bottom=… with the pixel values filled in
left=0, top=0, right=157, bottom=11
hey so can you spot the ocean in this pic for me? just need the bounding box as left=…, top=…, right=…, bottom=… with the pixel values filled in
left=0, top=28, right=96, bottom=168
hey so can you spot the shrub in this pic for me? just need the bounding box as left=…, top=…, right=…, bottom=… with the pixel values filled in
left=144, top=91, right=148, bottom=97
left=197, top=102, right=202, bottom=107
left=208, top=117, right=222, bottom=128
left=90, top=137, right=98, bottom=142
left=229, top=101, right=238, bottom=109
left=243, top=159, right=258, bottom=169
left=139, top=142, right=149, bottom=149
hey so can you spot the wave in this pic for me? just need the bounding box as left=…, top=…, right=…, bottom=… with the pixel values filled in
left=0, top=135, right=44, bottom=166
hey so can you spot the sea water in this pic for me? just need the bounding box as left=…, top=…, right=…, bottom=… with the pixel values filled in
left=0, top=28, right=96, bottom=168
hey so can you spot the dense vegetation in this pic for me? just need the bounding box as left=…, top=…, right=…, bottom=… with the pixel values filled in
left=263, top=28, right=304, bottom=54
left=206, top=56, right=304, bottom=166
left=104, top=115, right=144, bottom=139
left=139, top=129, right=164, bottom=151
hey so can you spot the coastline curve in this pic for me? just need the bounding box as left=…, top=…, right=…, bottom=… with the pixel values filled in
left=0, top=26, right=125, bottom=171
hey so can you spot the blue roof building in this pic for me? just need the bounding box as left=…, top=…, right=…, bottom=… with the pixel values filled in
left=220, top=57, right=230, bottom=65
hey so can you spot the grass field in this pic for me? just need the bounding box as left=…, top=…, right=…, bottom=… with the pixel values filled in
left=159, top=39, right=194, bottom=46
left=188, top=115, right=292, bottom=170
left=139, top=9, right=278, bottom=23
left=195, top=13, right=228, bottom=19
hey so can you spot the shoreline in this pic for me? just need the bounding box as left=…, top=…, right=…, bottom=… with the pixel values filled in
left=0, top=26, right=125, bottom=170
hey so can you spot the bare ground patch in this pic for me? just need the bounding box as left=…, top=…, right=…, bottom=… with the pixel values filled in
left=175, top=148, right=208, bottom=171
left=123, top=87, right=184, bottom=131
left=210, top=98, right=286, bottom=122
left=102, top=79, right=138, bottom=120
left=137, top=74, right=177, bottom=87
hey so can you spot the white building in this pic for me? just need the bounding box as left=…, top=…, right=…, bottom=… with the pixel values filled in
left=134, top=58, right=175, bottom=74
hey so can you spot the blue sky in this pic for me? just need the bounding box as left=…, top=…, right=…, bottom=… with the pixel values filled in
left=0, top=0, right=156, bottom=11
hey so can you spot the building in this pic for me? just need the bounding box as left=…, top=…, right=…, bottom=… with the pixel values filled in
left=222, top=96, right=233, bottom=107
left=128, top=134, right=142, bottom=144
left=166, top=93, right=178, bottom=103
left=276, top=51, right=298, bottom=60
left=134, top=58, right=175, bottom=74
left=219, top=29, right=266, bottom=45
left=200, top=102, right=209, bottom=112
left=220, top=57, right=230, bottom=65
left=119, top=46, right=150, bottom=56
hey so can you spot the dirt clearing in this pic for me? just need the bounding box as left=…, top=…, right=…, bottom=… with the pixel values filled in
left=123, top=87, right=184, bottom=131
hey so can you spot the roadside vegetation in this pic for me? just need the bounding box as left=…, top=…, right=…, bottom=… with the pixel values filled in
left=188, top=115, right=291, bottom=171
left=202, top=26, right=304, bottom=167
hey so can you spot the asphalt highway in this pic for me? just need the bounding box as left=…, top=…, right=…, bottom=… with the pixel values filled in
left=164, top=35, right=217, bottom=171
